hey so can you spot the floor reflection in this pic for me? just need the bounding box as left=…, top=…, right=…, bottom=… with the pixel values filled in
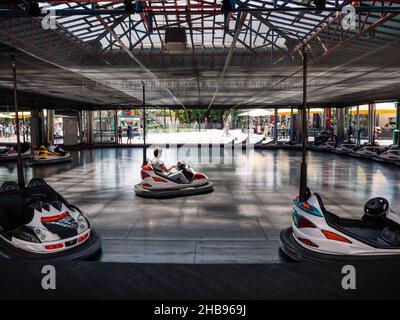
left=1, top=147, right=399, bottom=263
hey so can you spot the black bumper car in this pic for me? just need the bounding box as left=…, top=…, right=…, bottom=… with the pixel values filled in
left=0, top=178, right=101, bottom=260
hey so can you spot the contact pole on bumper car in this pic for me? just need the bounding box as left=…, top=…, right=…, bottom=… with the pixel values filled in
left=11, top=55, right=25, bottom=189
left=299, top=44, right=308, bottom=202
left=142, top=82, right=146, bottom=165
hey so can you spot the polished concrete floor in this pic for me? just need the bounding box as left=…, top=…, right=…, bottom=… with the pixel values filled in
left=1, top=147, right=399, bottom=264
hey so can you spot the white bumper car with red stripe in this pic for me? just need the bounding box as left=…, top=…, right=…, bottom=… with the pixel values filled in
left=134, top=161, right=214, bottom=198
left=331, top=142, right=358, bottom=154
left=0, top=178, right=101, bottom=260
left=349, top=143, right=385, bottom=159
left=372, top=145, right=400, bottom=165
left=280, top=190, right=400, bottom=262
left=312, top=140, right=337, bottom=151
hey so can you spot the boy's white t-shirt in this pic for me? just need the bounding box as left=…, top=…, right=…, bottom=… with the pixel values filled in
left=151, top=158, right=164, bottom=172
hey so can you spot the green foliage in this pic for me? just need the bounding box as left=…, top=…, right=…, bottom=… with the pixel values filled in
left=175, top=109, right=187, bottom=123
left=185, top=109, right=228, bottom=123
left=145, top=108, right=229, bottom=124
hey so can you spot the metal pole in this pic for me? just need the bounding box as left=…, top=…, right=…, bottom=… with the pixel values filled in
left=395, top=100, right=400, bottom=145
left=290, top=107, right=294, bottom=142
left=368, top=103, right=376, bottom=144
left=356, top=105, right=360, bottom=144
left=22, top=114, right=26, bottom=143
left=307, top=107, right=310, bottom=142
left=114, top=110, right=118, bottom=144
left=99, top=110, right=102, bottom=143
left=88, top=111, right=93, bottom=145
left=348, top=107, right=352, bottom=141
left=274, top=108, right=278, bottom=141
left=247, top=112, right=250, bottom=141
left=299, top=45, right=308, bottom=202
left=11, top=55, right=25, bottom=189
left=163, top=106, right=166, bottom=130
left=371, top=103, right=376, bottom=144
left=142, top=83, right=147, bottom=165
left=336, top=107, right=345, bottom=143
left=396, top=101, right=400, bottom=131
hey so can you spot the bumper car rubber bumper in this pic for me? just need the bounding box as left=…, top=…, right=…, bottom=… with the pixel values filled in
left=0, top=230, right=101, bottom=261
left=0, top=154, right=31, bottom=161
left=349, top=152, right=374, bottom=159
left=280, top=227, right=400, bottom=263
left=330, top=149, right=351, bottom=155
left=134, top=182, right=214, bottom=199
left=372, top=156, right=398, bottom=164
left=311, top=146, right=333, bottom=152
left=31, top=157, right=73, bottom=165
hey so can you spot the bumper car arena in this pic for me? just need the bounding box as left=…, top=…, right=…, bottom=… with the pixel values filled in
left=1, top=0, right=400, bottom=304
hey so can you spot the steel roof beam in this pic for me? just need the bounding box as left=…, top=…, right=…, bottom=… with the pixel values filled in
left=294, top=11, right=398, bottom=63
left=207, top=11, right=248, bottom=110
left=96, top=15, right=189, bottom=118
left=4, top=4, right=400, bottom=17
left=186, top=0, right=202, bottom=105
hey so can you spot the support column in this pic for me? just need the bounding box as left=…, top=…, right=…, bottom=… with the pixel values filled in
left=77, top=111, right=83, bottom=143
left=396, top=101, right=400, bottom=131
left=347, top=107, right=352, bottom=141
left=336, top=108, right=345, bottom=143
left=87, top=111, right=94, bottom=145
left=394, top=100, right=400, bottom=144
left=22, top=113, right=26, bottom=143
left=164, top=106, right=166, bottom=129
left=356, top=105, right=361, bottom=144
left=290, top=107, right=295, bottom=142
left=298, top=108, right=307, bottom=143
left=30, top=109, right=46, bottom=147
left=47, top=109, right=55, bottom=145
left=368, top=103, right=376, bottom=143
left=307, top=107, right=310, bottom=142
left=274, top=108, right=278, bottom=141
left=325, top=108, right=331, bottom=128
left=114, top=110, right=118, bottom=144
left=63, top=115, right=79, bottom=146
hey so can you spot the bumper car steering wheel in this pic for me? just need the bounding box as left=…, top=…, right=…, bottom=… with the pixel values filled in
left=177, top=161, right=187, bottom=171
left=362, top=197, right=389, bottom=226
left=364, top=197, right=389, bottom=218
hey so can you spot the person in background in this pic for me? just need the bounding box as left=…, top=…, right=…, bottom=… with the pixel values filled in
left=139, top=124, right=147, bottom=140
left=348, top=125, right=354, bottom=140
left=264, top=122, right=269, bottom=140
left=138, top=124, right=143, bottom=140
left=127, top=124, right=133, bottom=144
left=281, top=122, right=287, bottom=137
left=117, top=126, right=123, bottom=144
